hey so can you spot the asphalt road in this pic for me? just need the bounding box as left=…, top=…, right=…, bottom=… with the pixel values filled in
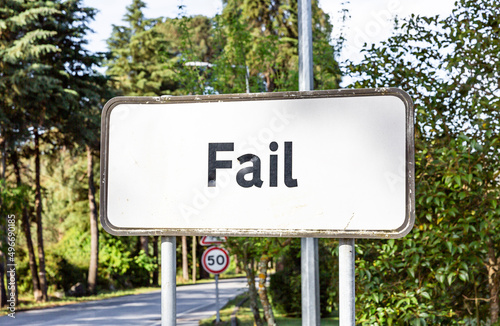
left=0, top=278, right=248, bottom=326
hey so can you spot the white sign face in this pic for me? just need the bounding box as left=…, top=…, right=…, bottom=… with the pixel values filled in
left=201, top=247, right=230, bottom=275
left=101, top=89, right=414, bottom=238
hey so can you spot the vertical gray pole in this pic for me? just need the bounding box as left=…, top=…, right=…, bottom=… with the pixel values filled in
left=339, top=239, right=355, bottom=325
left=298, top=0, right=313, bottom=91
left=301, top=238, right=320, bottom=325
left=299, top=0, right=319, bottom=326
left=161, top=236, right=177, bottom=326
left=245, top=66, right=250, bottom=94
left=215, top=274, right=220, bottom=323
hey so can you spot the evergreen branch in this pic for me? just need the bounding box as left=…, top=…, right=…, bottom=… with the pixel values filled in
left=7, top=7, right=60, bottom=27
left=4, top=30, right=59, bottom=62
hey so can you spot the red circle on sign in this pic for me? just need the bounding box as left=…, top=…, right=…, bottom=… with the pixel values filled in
left=201, top=246, right=230, bottom=275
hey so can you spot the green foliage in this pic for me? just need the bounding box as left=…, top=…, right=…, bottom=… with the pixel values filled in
left=98, top=233, right=155, bottom=288
left=269, top=239, right=336, bottom=318
left=159, top=14, right=215, bottom=95
left=45, top=252, right=87, bottom=292
left=170, top=0, right=340, bottom=95
left=99, top=235, right=132, bottom=284
left=0, top=181, right=32, bottom=217
left=269, top=240, right=302, bottom=316
left=1, top=0, right=109, bottom=302
left=348, top=0, right=500, bottom=323
left=133, top=249, right=158, bottom=274
left=0, top=1, right=60, bottom=63
left=106, top=0, right=175, bottom=96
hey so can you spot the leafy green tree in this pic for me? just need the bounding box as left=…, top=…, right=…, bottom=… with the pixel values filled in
left=269, top=239, right=336, bottom=318
left=160, top=14, right=216, bottom=95
left=226, top=237, right=265, bottom=325
left=0, top=0, right=53, bottom=301
left=213, top=0, right=340, bottom=93
left=174, top=0, right=340, bottom=95
left=1, top=0, right=107, bottom=301
left=106, top=0, right=174, bottom=96
left=1, top=0, right=62, bottom=302
left=348, top=0, right=500, bottom=323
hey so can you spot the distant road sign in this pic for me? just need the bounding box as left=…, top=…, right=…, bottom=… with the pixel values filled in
left=201, top=247, right=230, bottom=275
left=100, top=88, right=414, bottom=239
left=200, top=236, right=227, bottom=246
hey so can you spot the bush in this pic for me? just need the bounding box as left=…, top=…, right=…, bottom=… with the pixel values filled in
left=45, top=252, right=87, bottom=293
left=269, top=239, right=336, bottom=317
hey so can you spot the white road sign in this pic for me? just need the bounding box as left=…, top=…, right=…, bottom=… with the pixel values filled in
left=200, top=236, right=227, bottom=246
left=202, top=247, right=230, bottom=275
left=100, top=89, right=415, bottom=238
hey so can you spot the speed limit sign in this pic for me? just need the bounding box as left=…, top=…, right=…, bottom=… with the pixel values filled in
left=201, top=246, right=230, bottom=275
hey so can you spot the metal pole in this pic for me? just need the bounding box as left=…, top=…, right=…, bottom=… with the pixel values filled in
left=298, top=0, right=313, bottom=92
left=301, top=238, right=320, bottom=325
left=339, top=239, right=355, bottom=325
left=161, top=236, right=177, bottom=326
left=299, top=0, right=319, bottom=325
left=245, top=66, right=250, bottom=94
left=215, top=274, right=220, bottom=323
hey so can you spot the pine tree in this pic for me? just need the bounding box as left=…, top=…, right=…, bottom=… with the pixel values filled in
left=1, top=0, right=107, bottom=301
left=106, top=0, right=174, bottom=96
left=1, top=0, right=61, bottom=302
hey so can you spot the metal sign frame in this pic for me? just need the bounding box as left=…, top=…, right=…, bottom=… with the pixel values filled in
left=100, top=88, right=415, bottom=239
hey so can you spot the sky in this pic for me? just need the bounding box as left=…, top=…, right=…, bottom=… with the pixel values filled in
left=82, top=0, right=456, bottom=66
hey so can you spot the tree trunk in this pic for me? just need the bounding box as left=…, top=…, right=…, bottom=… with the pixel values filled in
left=139, top=236, right=150, bottom=285
left=0, top=246, right=6, bottom=307
left=0, top=136, right=9, bottom=307
left=192, top=236, right=197, bottom=283
left=0, top=138, right=6, bottom=307
left=23, top=208, right=42, bottom=301
left=152, top=236, right=159, bottom=286
left=243, top=253, right=262, bottom=326
left=86, top=145, right=99, bottom=295
left=258, top=255, right=275, bottom=326
left=234, top=255, right=241, bottom=274
left=34, top=128, right=48, bottom=302
left=13, top=153, right=41, bottom=301
left=487, top=243, right=499, bottom=323
left=182, top=236, right=189, bottom=281
left=140, top=236, right=149, bottom=255
left=1, top=137, right=5, bottom=180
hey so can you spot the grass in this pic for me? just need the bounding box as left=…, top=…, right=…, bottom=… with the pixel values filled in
left=200, top=293, right=339, bottom=326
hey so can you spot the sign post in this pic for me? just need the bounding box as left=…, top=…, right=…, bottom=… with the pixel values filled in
left=298, top=0, right=320, bottom=325
left=100, top=89, right=415, bottom=326
left=201, top=246, right=230, bottom=323
left=161, top=236, right=176, bottom=326
left=215, top=274, right=220, bottom=323
left=339, top=239, right=355, bottom=325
